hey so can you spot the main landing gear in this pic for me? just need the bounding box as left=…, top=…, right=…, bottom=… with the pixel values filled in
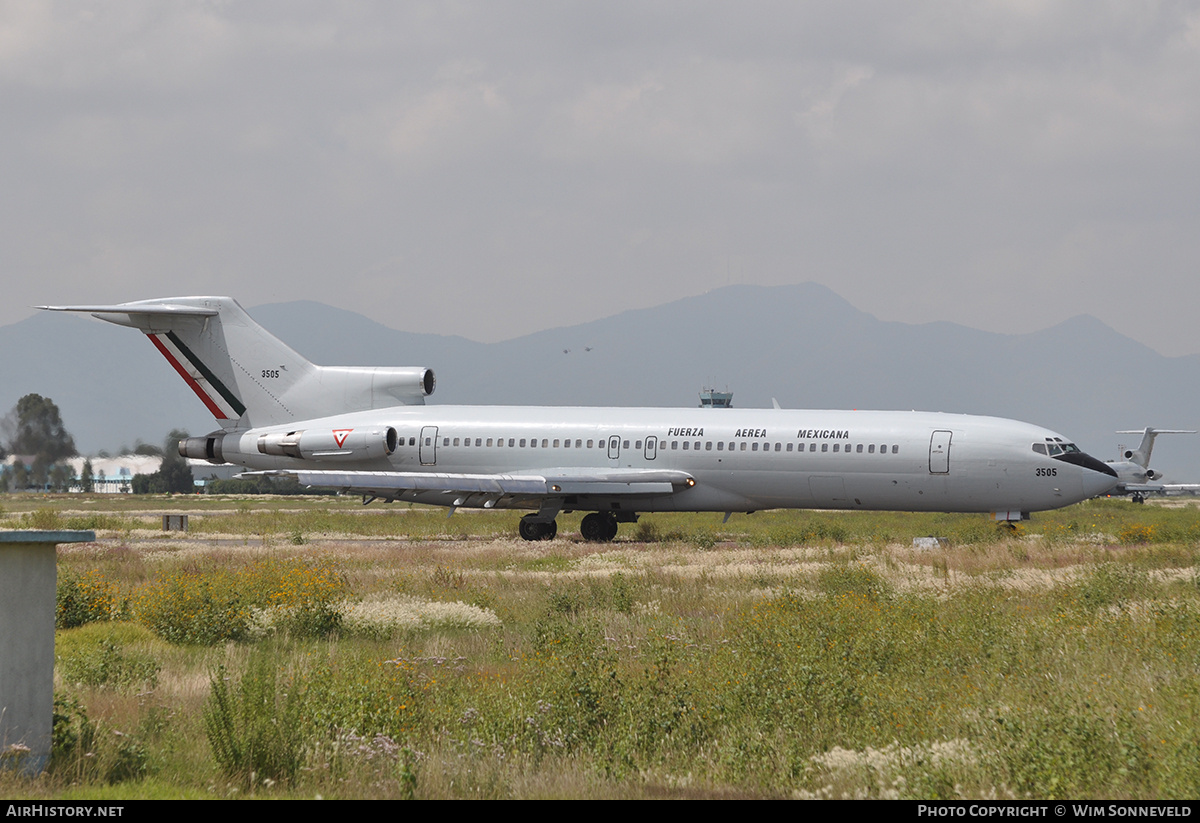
left=518, top=515, right=557, bottom=541
left=516, top=512, right=622, bottom=542
left=580, top=512, right=619, bottom=542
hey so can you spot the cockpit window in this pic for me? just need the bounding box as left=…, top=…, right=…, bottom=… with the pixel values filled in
left=1037, top=440, right=1084, bottom=458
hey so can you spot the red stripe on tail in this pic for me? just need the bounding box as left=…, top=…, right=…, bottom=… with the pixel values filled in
left=147, top=334, right=229, bottom=419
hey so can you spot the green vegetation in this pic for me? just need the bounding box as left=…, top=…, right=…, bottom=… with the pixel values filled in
left=129, top=430, right=194, bottom=495
left=0, top=496, right=1198, bottom=798
left=134, top=558, right=347, bottom=644
left=1, top=393, right=77, bottom=492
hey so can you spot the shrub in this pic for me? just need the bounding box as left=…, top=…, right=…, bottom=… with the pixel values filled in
left=136, top=567, right=251, bottom=644
left=57, top=571, right=122, bottom=629
left=136, top=559, right=348, bottom=644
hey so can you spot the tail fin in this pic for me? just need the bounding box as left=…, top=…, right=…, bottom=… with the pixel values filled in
left=40, top=296, right=434, bottom=427
left=1116, top=428, right=1197, bottom=469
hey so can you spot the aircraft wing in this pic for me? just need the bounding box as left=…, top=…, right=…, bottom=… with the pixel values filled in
left=1118, top=483, right=1162, bottom=493
left=241, top=467, right=695, bottom=502
left=1159, top=484, right=1200, bottom=495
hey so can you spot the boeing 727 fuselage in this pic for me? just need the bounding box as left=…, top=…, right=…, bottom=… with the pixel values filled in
left=41, top=297, right=1119, bottom=541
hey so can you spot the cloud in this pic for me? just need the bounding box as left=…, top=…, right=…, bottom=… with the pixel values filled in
left=3, top=2, right=1200, bottom=354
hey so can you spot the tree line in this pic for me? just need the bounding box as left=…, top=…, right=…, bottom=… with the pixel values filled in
left=1, top=393, right=193, bottom=493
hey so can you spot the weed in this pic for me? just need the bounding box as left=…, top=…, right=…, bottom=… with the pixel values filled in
left=203, top=649, right=305, bottom=789
left=989, top=704, right=1150, bottom=799
left=547, top=589, right=580, bottom=615
left=48, top=694, right=98, bottom=782
left=431, top=565, right=466, bottom=590
left=1119, top=524, right=1157, bottom=545
left=23, top=508, right=62, bottom=530
left=817, top=563, right=893, bottom=602
left=1069, top=563, right=1149, bottom=612
left=57, top=636, right=160, bottom=690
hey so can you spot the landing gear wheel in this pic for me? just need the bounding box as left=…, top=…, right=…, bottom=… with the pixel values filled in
left=602, top=515, right=618, bottom=541
left=519, top=515, right=557, bottom=541
left=998, top=521, right=1018, bottom=533
left=581, top=512, right=619, bottom=542
left=1132, top=493, right=1145, bottom=504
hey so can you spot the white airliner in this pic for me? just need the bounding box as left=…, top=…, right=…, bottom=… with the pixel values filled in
left=41, top=297, right=1119, bottom=540
left=1105, top=428, right=1197, bottom=502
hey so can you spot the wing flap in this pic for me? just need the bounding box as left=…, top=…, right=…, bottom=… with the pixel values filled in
left=241, top=467, right=693, bottom=499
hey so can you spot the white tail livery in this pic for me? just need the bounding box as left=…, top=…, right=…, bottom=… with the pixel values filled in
left=41, top=297, right=434, bottom=427
left=42, top=296, right=1119, bottom=541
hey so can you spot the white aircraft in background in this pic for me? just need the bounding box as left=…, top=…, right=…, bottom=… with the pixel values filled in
left=40, top=297, right=1119, bottom=541
left=1104, top=428, right=1197, bottom=503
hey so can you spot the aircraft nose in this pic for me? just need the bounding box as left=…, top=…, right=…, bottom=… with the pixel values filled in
left=1077, top=453, right=1120, bottom=497
left=1054, top=450, right=1118, bottom=479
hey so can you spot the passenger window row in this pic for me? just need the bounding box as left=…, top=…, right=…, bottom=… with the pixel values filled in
left=440, top=438, right=601, bottom=448
left=664, top=441, right=899, bottom=454
left=412, top=436, right=900, bottom=455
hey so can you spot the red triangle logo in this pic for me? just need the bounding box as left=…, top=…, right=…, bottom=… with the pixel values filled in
left=332, top=428, right=352, bottom=448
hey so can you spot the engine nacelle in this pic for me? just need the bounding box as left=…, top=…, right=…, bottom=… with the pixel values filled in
left=179, top=433, right=226, bottom=464
left=312, top=366, right=436, bottom=409
left=1146, top=468, right=1161, bottom=481
left=257, top=426, right=398, bottom=461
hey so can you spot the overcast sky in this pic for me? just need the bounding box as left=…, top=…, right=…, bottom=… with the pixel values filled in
left=3, top=1, right=1199, bottom=354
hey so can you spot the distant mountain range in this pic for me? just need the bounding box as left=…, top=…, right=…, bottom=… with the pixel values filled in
left=4, top=283, right=1199, bottom=481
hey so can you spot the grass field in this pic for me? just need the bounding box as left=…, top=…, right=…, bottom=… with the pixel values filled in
left=1, top=493, right=1198, bottom=799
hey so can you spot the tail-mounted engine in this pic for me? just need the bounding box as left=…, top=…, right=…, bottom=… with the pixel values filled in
left=179, top=433, right=226, bottom=464
left=256, top=427, right=398, bottom=461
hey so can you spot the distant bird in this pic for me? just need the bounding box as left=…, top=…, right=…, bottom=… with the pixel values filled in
left=584, top=347, right=593, bottom=352
left=562, top=349, right=570, bottom=354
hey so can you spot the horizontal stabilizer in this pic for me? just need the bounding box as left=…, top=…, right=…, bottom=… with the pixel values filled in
left=38, top=301, right=219, bottom=328
left=39, top=302, right=218, bottom=315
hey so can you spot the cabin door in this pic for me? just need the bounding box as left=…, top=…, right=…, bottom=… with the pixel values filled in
left=929, top=430, right=952, bottom=474
left=420, top=426, right=438, bottom=465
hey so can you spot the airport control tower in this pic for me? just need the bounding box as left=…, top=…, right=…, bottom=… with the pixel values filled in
left=699, top=387, right=733, bottom=408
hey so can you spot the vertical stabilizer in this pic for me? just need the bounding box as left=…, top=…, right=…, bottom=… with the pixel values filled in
left=40, top=297, right=435, bottom=427
left=1116, top=428, right=1197, bottom=470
